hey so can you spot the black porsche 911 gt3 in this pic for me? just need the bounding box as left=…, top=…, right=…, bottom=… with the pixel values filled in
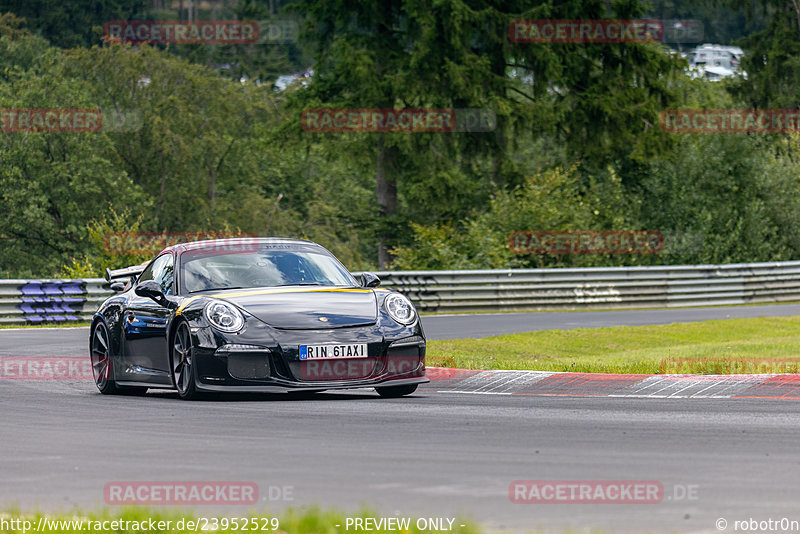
left=90, top=238, right=427, bottom=400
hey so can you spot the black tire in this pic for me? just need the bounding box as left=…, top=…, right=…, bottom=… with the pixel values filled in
left=90, top=322, right=147, bottom=396
left=171, top=321, right=201, bottom=400
left=375, top=384, right=418, bottom=398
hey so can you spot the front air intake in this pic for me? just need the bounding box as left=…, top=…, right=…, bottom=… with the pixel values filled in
left=227, top=353, right=271, bottom=380
left=216, top=344, right=272, bottom=380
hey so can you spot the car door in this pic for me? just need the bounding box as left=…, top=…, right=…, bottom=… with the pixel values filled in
left=121, top=253, right=175, bottom=384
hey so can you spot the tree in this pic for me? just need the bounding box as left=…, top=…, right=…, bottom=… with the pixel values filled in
left=0, top=39, right=281, bottom=275
left=0, top=0, right=147, bottom=48
left=288, top=0, right=683, bottom=267
left=167, top=0, right=308, bottom=84
left=733, top=1, right=800, bottom=109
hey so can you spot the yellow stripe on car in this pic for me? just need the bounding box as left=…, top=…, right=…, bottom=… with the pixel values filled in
left=176, top=295, right=204, bottom=315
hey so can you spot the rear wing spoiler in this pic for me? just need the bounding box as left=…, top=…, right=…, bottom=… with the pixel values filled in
left=105, top=262, right=149, bottom=282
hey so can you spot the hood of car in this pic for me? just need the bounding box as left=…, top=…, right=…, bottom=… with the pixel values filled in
left=217, top=287, right=378, bottom=329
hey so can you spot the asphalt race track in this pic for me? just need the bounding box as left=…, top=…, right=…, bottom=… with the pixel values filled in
left=3, top=305, right=800, bottom=533
left=4, top=384, right=800, bottom=533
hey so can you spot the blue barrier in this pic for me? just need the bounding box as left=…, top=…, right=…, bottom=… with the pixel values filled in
left=0, top=280, right=95, bottom=325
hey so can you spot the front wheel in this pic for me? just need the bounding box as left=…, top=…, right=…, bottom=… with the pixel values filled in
left=90, top=322, right=147, bottom=396
left=375, top=384, right=418, bottom=398
left=171, top=321, right=201, bottom=400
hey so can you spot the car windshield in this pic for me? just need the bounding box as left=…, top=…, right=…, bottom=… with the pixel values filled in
left=180, top=248, right=356, bottom=294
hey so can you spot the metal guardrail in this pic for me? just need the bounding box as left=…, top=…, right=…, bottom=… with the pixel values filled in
left=376, top=261, right=800, bottom=313
left=0, top=279, right=110, bottom=325
left=2, top=261, right=800, bottom=324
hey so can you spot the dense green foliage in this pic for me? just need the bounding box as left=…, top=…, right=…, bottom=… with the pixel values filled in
left=0, top=0, right=799, bottom=276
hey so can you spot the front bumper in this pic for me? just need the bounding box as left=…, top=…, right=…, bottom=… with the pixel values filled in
left=189, top=320, right=427, bottom=392
left=195, top=375, right=428, bottom=393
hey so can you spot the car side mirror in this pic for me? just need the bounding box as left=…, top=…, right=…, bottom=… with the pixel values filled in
left=109, top=281, right=126, bottom=293
left=135, top=280, right=175, bottom=309
left=360, top=272, right=381, bottom=288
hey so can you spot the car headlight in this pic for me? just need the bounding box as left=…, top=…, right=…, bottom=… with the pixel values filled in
left=384, top=293, right=416, bottom=325
left=204, top=300, right=245, bottom=333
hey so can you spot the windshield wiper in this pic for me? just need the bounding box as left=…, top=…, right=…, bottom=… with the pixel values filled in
left=191, top=286, right=247, bottom=293
left=191, top=283, right=328, bottom=293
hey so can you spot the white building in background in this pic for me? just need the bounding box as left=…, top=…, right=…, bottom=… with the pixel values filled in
left=686, top=44, right=746, bottom=81
left=274, top=69, right=313, bottom=91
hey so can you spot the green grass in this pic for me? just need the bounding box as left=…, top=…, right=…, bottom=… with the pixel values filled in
left=0, top=508, right=483, bottom=534
left=426, top=315, right=800, bottom=374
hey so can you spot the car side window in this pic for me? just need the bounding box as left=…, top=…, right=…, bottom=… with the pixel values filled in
left=157, top=255, right=175, bottom=295
left=137, top=259, right=157, bottom=283
left=137, top=254, right=174, bottom=295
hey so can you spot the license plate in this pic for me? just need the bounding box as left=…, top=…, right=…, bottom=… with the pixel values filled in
left=299, top=343, right=368, bottom=360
